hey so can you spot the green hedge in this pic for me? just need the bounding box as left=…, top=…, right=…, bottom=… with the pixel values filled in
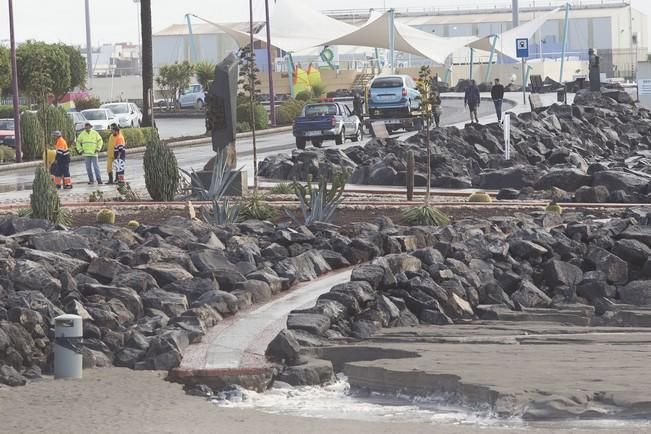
left=0, top=105, right=28, bottom=119
left=236, top=103, right=269, bottom=131
left=85, top=127, right=161, bottom=153
left=276, top=98, right=305, bottom=125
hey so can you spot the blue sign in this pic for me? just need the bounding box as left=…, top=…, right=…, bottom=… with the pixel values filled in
left=516, top=38, right=529, bottom=58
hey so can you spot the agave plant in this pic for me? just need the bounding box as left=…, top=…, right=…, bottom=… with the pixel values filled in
left=401, top=205, right=449, bottom=227
left=287, top=172, right=347, bottom=225
left=180, top=148, right=243, bottom=225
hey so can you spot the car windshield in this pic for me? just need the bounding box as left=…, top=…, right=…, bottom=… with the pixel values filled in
left=0, top=119, right=14, bottom=130
left=103, top=104, right=128, bottom=114
left=304, top=104, right=338, bottom=117
left=83, top=110, right=107, bottom=120
left=371, top=77, right=403, bottom=89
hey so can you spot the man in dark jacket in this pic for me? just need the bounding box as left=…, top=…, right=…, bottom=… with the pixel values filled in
left=464, top=80, right=480, bottom=124
left=490, top=78, right=505, bottom=123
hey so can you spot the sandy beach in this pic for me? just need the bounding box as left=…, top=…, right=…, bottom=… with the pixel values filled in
left=0, top=368, right=648, bottom=434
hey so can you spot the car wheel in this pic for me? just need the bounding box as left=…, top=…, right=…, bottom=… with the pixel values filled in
left=335, top=128, right=345, bottom=145
left=351, top=126, right=362, bottom=142
left=195, top=99, right=205, bottom=110
left=296, top=137, right=306, bottom=150
left=311, top=139, right=323, bottom=148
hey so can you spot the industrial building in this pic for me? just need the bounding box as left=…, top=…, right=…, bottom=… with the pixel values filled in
left=151, top=0, right=646, bottom=80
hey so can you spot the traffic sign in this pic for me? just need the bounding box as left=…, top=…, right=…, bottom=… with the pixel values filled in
left=516, top=38, right=529, bottom=58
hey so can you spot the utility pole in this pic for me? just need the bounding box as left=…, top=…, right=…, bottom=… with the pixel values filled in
left=84, top=0, right=93, bottom=88
left=8, top=0, right=21, bottom=162
left=249, top=0, right=258, bottom=191
left=264, top=0, right=276, bottom=126
left=512, top=0, right=519, bottom=27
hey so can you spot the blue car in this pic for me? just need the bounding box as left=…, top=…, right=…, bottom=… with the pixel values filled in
left=368, top=74, right=421, bottom=118
left=293, top=102, right=362, bottom=149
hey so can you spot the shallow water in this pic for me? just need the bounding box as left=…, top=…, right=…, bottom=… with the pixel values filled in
left=210, top=374, right=651, bottom=431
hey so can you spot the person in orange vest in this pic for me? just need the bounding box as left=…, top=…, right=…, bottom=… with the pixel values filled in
left=109, top=123, right=126, bottom=185
left=53, top=131, right=72, bottom=189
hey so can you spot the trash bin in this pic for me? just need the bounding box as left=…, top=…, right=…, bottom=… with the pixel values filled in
left=54, top=314, right=83, bottom=379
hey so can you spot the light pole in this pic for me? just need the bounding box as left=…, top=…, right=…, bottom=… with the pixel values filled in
left=264, top=0, right=276, bottom=126
left=249, top=0, right=258, bottom=191
left=84, top=0, right=93, bottom=88
left=133, top=0, right=142, bottom=73
left=8, top=0, right=21, bottom=162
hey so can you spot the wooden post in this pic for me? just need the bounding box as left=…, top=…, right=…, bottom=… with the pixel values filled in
left=406, top=150, right=415, bottom=201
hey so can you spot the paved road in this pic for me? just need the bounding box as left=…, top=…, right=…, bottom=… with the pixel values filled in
left=0, top=99, right=503, bottom=203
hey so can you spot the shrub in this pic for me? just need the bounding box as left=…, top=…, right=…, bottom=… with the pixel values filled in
left=236, top=121, right=251, bottom=133
left=122, top=128, right=145, bottom=148
left=467, top=192, right=492, bottom=203
left=0, top=105, right=27, bottom=118
left=295, top=90, right=312, bottom=102
left=20, top=111, right=44, bottom=161
left=127, top=220, right=140, bottom=230
left=96, top=208, right=116, bottom=224
left=545, top=202, right=562, bottom=214
left=38, top=105, right=75, bottom=146
left=237, top=103, right=268, bottom=130
left=401, top=205, right=449, bottom=226
left=276, top=98, right=306, bottom=125
left=141, top=127, right=160, bottom=145
left=287, top=172, right=346, bottom=225
left=239, top=193, right=277, bottom=222
left=270, top=181, right=294, bottom=195
left=74, top=97, right=101, bottom=111
left=0, top=145, right=16, bottom=162
left=276, top=107, right=293, bottom=125
left=144, top=141, right=180, bottom=201
left=311, top=83, right=326, bottom=98
left=29, top=166, right=70, bottom=225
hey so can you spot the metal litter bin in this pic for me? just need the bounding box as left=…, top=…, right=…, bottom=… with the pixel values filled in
left=54, top=314, right=83, bottom=379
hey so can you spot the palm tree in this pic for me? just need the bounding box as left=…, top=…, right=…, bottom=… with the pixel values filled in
left=194, top=61, right=216, bottom=92
left=140, top=0, right=153, bottom=127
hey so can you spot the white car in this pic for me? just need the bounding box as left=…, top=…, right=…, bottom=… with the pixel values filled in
left=81, top=109, right=118, bottom=131
left=100, top=102, right=142, bottom=128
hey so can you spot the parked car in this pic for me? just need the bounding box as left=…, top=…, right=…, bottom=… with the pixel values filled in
left=177, top=84, right=205, bottom=110
left=67, top=111, right=89, bottom=132
left=0, top=119, right=15, bottom=148
left=100, top=102, right=142, bottom=128
left=81, top=108, right=118, bottom=131
left=367, top=74, right=421, bottom=118
left=293, top=102, right=362, bottom=149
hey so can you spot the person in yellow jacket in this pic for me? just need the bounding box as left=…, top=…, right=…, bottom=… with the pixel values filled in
left=76, top=122, right=104, bottom=185
left=106, top=123, right=126, bottom=184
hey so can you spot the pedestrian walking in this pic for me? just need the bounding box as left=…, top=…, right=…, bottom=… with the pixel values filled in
left=432, top=88, right=442, bottom=128
left=76, top=122, right=104, bottom=185
left=108, top=123, right=126, bottom=185
left=52, top=131, right=72, bottom=189
left=491, top=78, right=505, bottom=123
left=464, top=80, right=481, bottom=124
left=352, top=91, right=365, bottom=118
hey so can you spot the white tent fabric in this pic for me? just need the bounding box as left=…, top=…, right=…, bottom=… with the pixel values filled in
left=468, top=7, right=561, bottom=59
left=322, top=11, right=489, bottom=65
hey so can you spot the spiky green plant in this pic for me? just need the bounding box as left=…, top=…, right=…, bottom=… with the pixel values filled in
left=143, top=140, right=179, bottom=201
left=239, top=193, right=277, bottom=222
left=202, top=198, right=241, bottom=226
left=96, top=208, right=116, bottom=224
left=29, top=166, right=71, bottom=225
left=468, top=192, right=492, bottom=203
left=20, top=111, right=44, bottom=161
left=401, top=205, right=449, bottom=226
left=287, top=172, right=347, bottom=225
left=88, top=190, right=104, bottom=203
left=116, top=183, right=140, bottom=202
left=38, top=105, right=75, bottom=147
left=270, top=182, right=295, bottom=195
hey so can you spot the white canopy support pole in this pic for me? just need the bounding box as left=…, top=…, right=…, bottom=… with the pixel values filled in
left=559, top=3, right=571, bottom=83
left=484, top=35, right=498, bottom=82
left=469, top=48, right=474, bottom=81
left=443, top=54, right=452, bottom=85
left=388, top=9, right=396, bottom=73
left=286, top=54, right=295, bottom=97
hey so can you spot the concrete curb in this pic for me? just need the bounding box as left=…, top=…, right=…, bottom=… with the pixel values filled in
left=0, top=125, right=293, bottom=173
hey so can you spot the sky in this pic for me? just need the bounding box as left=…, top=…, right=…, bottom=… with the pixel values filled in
left=1, top=0, right=650, bottom=47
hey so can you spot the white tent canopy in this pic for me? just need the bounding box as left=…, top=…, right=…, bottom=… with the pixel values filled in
left=210, top=1, right=561, bottom=65
left=468, top=8, right=561, bottom=60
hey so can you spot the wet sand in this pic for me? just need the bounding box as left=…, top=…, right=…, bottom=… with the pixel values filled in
left=0, top=368, right=646, bottom=434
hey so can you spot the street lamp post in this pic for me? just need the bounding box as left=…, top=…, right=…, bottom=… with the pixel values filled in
left=264, top=0, right=276, bottom=126
left=85, top=0, right=93, bottom=88
left=8, top=0, right=22, bottom=162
